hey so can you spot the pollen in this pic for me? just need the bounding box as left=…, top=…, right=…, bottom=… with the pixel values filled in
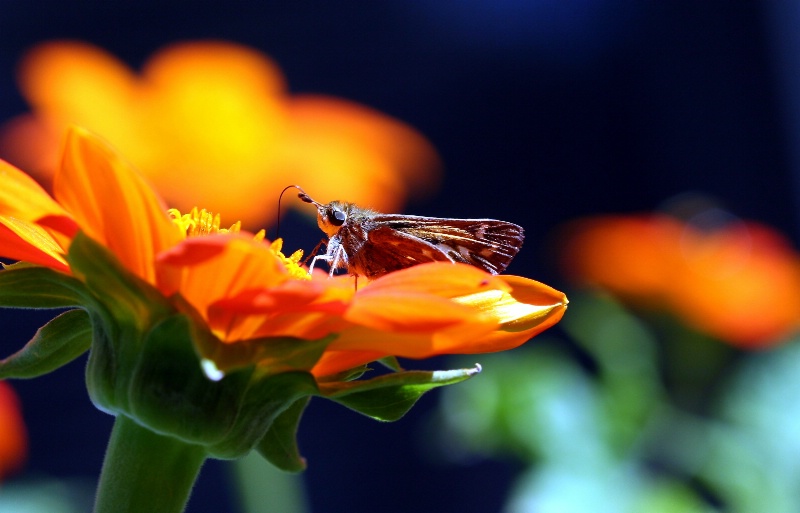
left=270, top=238, right=309, bottom=281
left=169, top=207, right=243, bottom=237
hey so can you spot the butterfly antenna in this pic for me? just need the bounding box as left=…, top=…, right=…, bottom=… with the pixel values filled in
left=295, top=189, right=321, bottom=207
left=276, top=185, right=315, bottom=239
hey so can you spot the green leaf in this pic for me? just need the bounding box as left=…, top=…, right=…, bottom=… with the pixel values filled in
left=0, top=309, right=91, bottom=378
left=67, top=232, right=172, bottom=331
left=257, top=396, right=311, bottom=472
left=208, top=371, right=318, bottom=459
left=319, top=364, right=483, bottom=422
left=0, top=264, right=89, bottom=309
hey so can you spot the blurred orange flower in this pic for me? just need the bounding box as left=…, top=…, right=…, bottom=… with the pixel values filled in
left=561, top=214, right=800, bottom=347
left=0, top=381, right=27, bottom=479
left=1, top=127, right=566, bottom=378
left=0, top=40, right=440, bottom=229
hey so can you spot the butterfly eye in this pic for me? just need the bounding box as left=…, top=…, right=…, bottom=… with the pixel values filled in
left=329, top=208, right=347, bottom=227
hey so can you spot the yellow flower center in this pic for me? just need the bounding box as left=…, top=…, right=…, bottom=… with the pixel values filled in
left=269, top=238, right=309, bottom=281
left=168, top=207, right=309, bottom=280
left=168, top=207, right=249, bottom=237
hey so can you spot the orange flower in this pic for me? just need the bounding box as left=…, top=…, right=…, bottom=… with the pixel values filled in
left=0, top=381, right=27, bottom=479
left=0, top=40, right=440, bottom=228
left=561, top=215, right=800, bottom=347
left=560, top=215, right=684, bottom=304
left=1, top=127, right=566, bottom=378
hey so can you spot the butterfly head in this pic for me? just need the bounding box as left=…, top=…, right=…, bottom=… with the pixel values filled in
left=295, top=188, right=349, bottom=237
left=314, top=201, right=350, bottom=237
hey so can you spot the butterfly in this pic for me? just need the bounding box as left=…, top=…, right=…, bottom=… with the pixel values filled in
left=283, top=186, right=524, bottom=279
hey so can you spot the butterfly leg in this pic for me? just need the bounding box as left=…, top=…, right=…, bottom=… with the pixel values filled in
left=308, top=254, right=331, bottom=275
left=307, top=242, right=347, bottom=277
left=302, top=239, right=327, bottom=266
left=327, top=245, right=347, bottom=277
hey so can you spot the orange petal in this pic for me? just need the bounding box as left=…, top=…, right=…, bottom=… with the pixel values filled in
left=0, top=159, right=69, bottom=223
left=156, top=235, right=293, bottom=340
left=157, top=235, right=286, bottom=297
left=337, top=263, right=509, bottom=345
left=453, top=275, right=568, bottom=353
left=330, top=274, right=567, bottom=359
left=458, top=275, right=568, bottom=330
left=562, top=214, right=800, bottom=347
left=139, top=42, right=290, bottom=228
left=560, top=215, right=684, bottom=302
left=1, top=41, right=443, bottom=229
left=359, top=261, right=510, bottom=298
left=0, top=217, right=69, bottom=271
left=668, top=222, right=800, bottom=346
left=346, top=290, right=493, bottom=332
left=311, top=349, right=387, bottom=378
left=327, top=321, right=498, bottom=360
left=283, top=95, right=441, bottom=214
left=206, top=279, right=334, bottom=340
left=0, top=159, right=73, bottom=269
left=18, top=41, right=137, bottom=128
left=247, top=311, right=350, bottom=341
left=209, top=279, right=323, bottom=315
left=54, top=127, right=182, bottom=284
left=13, top=41, right=142, bottom=175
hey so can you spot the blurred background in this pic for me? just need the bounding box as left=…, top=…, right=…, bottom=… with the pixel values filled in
left=2, top=1, right=800, bottom=512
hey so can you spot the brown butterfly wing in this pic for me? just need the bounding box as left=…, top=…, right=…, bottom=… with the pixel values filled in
left=345, top=214, right=524, bottom=278
left=344, top=224, right=452, bottom=278
left=401, top=217, right=524, bottom=274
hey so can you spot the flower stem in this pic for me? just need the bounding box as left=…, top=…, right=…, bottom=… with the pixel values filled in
left=94, top=414, right=207, bottom=513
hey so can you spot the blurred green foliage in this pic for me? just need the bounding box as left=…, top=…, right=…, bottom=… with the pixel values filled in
left=438, top=290, right=800, bottom=512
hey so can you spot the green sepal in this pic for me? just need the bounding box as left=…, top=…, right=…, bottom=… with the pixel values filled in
left=0, top=309, right=91, bottom=379
left=0, top=262, right=89, bottom=309
left=316, top=363, right=370, bottom=383
left=69, top=231, right=177, bottom=416
left=377, top=356, right=404, bottom=372
left=200, top=334, right=335, bottom=376
left=319, top=364, right=483, bottom=422
left=85, top=309, right=129, bottom=416
left=127, top=314, right=254, bottom=445
left=256, top=396, right=312, bottom=472
left=67, top=231, right=173, bottom=331
left=207, top=371, right=318, bottom=459
left=87, top=309, right=321, bottom=456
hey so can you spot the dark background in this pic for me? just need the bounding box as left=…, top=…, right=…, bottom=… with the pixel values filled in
left=1, top=2, right=797, bottom=512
